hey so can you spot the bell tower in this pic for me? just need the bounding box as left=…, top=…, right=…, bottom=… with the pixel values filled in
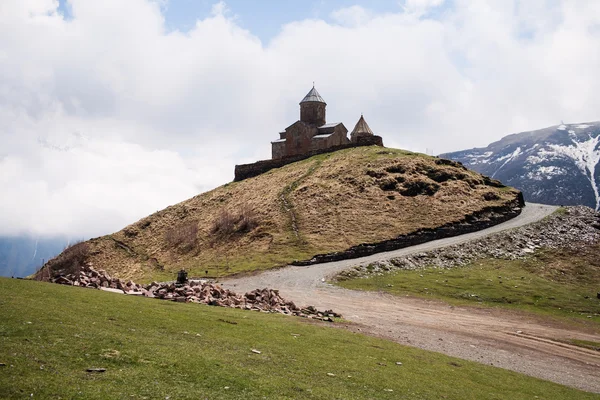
left=300, top=85, right=326, bottom=126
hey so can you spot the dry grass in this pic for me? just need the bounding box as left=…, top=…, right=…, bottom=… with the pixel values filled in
left=210, top=204, right=258, bottom=240
left=165, top=220, right=199, bottom=253
left=51, top=147, right=520, bottom=282
left=34, top=241, right=89, bottom=281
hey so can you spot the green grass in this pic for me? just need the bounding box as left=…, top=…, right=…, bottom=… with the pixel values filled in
left=338, top=246, right=600, bottom=324
left=1, top=279, right=597, bottom=399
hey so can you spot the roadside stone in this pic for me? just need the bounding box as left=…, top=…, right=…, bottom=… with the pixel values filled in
left=46, top=265, right=340, bottom=320
left=100, top=287, right=125, bottom=294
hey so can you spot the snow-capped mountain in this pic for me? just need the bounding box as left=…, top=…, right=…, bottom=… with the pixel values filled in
left=440, top=122, right=600, bottom=210
left=0, top=236, right=68, bottom=278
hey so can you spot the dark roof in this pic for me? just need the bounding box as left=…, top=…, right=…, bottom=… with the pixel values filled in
left=300, top=86, right=326, bottom=104
left=351, top=115, right=374, bottom=136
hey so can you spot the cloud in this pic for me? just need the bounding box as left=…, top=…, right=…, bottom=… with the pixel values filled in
left=1, top=0, right=599, bottom=238
left=330, top=5, right=373, bottom=27
left=402, top=0, right=445, bottom=15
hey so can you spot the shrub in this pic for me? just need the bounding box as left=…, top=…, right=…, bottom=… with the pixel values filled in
left=365, top=169, right=386, bottom=178
left=211, top=204, right=258, bottom=239
left=237, top=205, right=258, bottom=233
left=35, top=241, right=90, bottom=280
left=483, top=176, right=506, bottom=188
left=385, top=164, right=407, bottom=174
left=426, top=169, right=466, bottom=183
left=483, top=191, right=501, bottom=201
left=377, top=177, right=398, bottom=191
left=165, top=220, right=199, bottom=253
left=435, top=158, right=466, bottom=170
left=415, top=163, right=466, bottom=183
left=399, top=180, right=440, bottom=196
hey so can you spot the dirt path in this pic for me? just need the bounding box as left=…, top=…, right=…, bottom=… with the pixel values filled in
left=222, top=203, right=600, bottom=393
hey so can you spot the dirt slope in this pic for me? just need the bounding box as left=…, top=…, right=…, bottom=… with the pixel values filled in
left=42, top=146, right=521, bottom=282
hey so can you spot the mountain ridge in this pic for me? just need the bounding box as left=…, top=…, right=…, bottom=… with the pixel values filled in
left=441, top=122, right=600, bottom=210
left=0, top=236, right=67, bottom=278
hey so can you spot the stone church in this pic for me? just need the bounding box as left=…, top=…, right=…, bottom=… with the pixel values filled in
left=271, top=86, right=380, bottom=159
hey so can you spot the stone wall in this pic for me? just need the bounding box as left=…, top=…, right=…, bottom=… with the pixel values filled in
left=291, top=194, right=525, bottom=266
left=235, top=135, right=384, bottom=182
left=284, top=121, right=315, bottom=158
left=310, top=125, right=349, bottom=152
left=271, top=140, right=286, bottom=159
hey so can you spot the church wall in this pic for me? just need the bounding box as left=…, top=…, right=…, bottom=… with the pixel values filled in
left=284, top=123, right=316, bottom=158
left=300, top=103, right=326, bottom=126
left=332, top=125, right=350, bottom=146
left=271, top=141, right=286, bottom=159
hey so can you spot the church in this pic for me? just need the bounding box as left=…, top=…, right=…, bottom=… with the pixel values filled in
left=234, top=86, right=383, bottom=181
left=271, top=86, right=381, bottom=159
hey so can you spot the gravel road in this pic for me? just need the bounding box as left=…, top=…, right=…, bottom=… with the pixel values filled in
left=223, top=203, right=600, bottom=393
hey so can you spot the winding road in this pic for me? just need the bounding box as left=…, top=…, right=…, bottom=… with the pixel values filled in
left=222, top=203, right=600, bottom=393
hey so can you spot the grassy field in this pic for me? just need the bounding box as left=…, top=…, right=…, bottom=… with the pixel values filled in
left=338, top=245, right=600, bottom=324
left=39, top=146, right=520, bottom=283
left=1, top=278, right=597, bottom=399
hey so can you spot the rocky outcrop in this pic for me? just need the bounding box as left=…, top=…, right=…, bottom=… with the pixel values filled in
left=336, top=206, right=600, bottom=280
left=49, top=266, right=341, bottom=321
left=293, top=195, right=525, bottom=266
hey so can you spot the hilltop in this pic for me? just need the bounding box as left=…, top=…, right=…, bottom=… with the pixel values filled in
left=40, top=146, right=522, bottom=282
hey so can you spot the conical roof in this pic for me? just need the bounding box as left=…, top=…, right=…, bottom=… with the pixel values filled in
left=351, top=115, right=374, bottom=136
left=300, top=86, right=326, bottom=104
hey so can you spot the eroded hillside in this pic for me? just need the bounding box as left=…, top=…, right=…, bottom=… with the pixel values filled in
left=42, top=147, right=522, bottom=282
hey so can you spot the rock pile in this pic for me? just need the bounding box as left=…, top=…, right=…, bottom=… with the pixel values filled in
left=51, top=267, right=341, bottom=321
left=336, top=206, right=600, bottom=280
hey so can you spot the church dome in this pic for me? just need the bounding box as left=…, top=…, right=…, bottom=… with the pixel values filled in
left=351, top=114, right=374, bottom=136
left=300, top=86, right=326, bottom=104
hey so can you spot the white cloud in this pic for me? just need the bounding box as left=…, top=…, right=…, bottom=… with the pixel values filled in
left=1, top=0, right=599, bottom=237
left=331, top=5, right=373, bottom=27
left=402, top=0, right=445, bottom=15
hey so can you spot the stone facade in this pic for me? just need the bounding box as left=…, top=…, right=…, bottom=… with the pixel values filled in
left=300, top=101, right=326, bottom=127
left=272, top=86, right=375, bottom=159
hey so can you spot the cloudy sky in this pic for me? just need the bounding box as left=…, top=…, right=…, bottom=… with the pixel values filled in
left=1, top=0, right=599, bottom=239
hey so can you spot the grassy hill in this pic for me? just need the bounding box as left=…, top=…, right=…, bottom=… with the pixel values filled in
left=41, top=147, right=521, bottom=282
left=1, top=278, right=596, bottom=399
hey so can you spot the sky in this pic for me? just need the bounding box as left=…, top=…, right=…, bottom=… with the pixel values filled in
left=1, top=0, right=600, bottom=239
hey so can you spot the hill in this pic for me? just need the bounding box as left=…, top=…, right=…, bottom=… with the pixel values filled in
left=0, top=278, right=596, bottom=399
left=40, top=147, right=522, bottom=282
left=440, top=122, right=600, bottom=210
